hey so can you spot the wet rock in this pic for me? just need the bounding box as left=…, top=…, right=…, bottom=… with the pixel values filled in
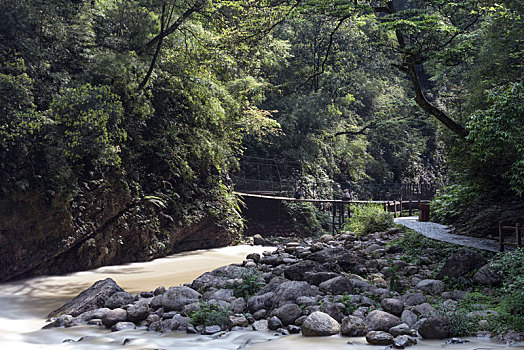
left=436, top=248, right=486, bottom=280
left=111, top=321, right=136, bottom=332
left=301, top=311, right=341, bottom=337
left=153, top=286, right=165, bottom=296
left=48, top=278, right=124, bottom=318
left=202, top=325, right=222, bottom=335
left=162, top=318, right=181, bottom=332
left=149, top=295, right=163, bottom=310
left=227, top=315, right=248, bottom=329
left=340, top=315, right=368, bottom=337
left=102, top=308, right=127, bottom=328
left=162, top=286, right=201, bottom=312
left=268, top=316, right=283, bottom=330
left=43, top=315, right=74, bottom=329
left=393, top=335, right=417, bottom=348
left=389, top=323, right=415, bottom=337
left=127, top=302, right=149, bottom=323
left=252, top=319, right=269, bottom=331
left=418, top=316, right=452, bottom=339
left=319, top=276, right=352, bottom=295
left=365, top=331, right=394, bottom=345
left=246, top=253, right=261, bottom=263
left=473, top=264, right=502, bottom=286
left=271, top=304, right=303, bottom=326
left=104, top=292, right=137, bottom=309
left=248, top=292, right=274, bottom=313
left=446, top=337, right=470, bottom=344
left=381, top=298, right=404, bottom=317
left=73, top=308, right=110, bottom=324
left=365, top=310, right=402, bottom=331
left=288, top=325, right=301, bottom=334
left=87, top=319, right=102, bottom=326
left=416, top=279, right=445, bottom=294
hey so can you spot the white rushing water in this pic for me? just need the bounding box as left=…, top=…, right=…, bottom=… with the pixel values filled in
left=0, top=245, right=519, bottom=350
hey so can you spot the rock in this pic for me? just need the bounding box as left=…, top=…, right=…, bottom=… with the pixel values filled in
left=412, top=303, right=438, bottom=318
left=441, top=290, right=467, bottom=300
left=247, top=292, right=274, bottom=313
left=162, top=286, right=201, bottom=312
left=301, top=312, right=341, bottom=337
left=416, top=279, right=445, bottom=294
left=365, top=331, right=394, bottom=345
left=127, top=302, right=149, bottom=323
left=149, top=295, right=163, bottom=310
left=153, top=286, right=165, bottom=296
left=365, top=310, right=402, bottom=331
left=140, top=291, right=154, bottom=298
left=231, top=297, right=247, bottom=314
left=111, top=322, right=136, bottom=332
left=246, top=253, right=261, bottom=263
left=253, top=309, right=267, bottom=320
left=284, top=261, right=327, bottom=281
left=191, top=265, right=249, bottom=291
left=436, top=248, right=486, bottom=280
left=473, top=264, right=502, bottom=286
left=252, top=320, right=269, bottom=331
left=319, top=302, right=346, bottom=323
left=340, top=315, right=368, bottom=337
left=288, top=325, right=301, bottom=334
left=102, top=308, right=127, bottom=328
left=48, top=278, right=124, bottom=318
left=227, top=315, right=248, bottom=329
left=402, top=292, right=426, bottom=306
left=381, top=298, right=404, bottom=316
left=271, top=304, right=303, bottom=326
left=43, top=315, right=74, bottom=329
left=389, top=323, right=414, bottom=337
left=253, top=234, right=267, bottom=246
left=72, top=308, right=110, bottom=324
left=202, top=325, right=222, bottom=335
left=304, top=271, right=340, bottom=286
left=319, top=276, right=352, bottom=295
left=418, top=316, right=452, bottom=339
left=268, top=316, right=283, bottom=330
left=400, top=310, right=418, bottom=328
left=272, top=281, right=320, bottom=308
left=393, top=335, right=417, bottom=348
left=296, top=296, right=318, bottom=307
left=206, top=289, right=234, bottom=302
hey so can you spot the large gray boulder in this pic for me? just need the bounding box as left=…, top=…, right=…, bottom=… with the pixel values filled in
left=48, top=278, right=124, bottom=318
left=473, top=264, right=502, bottom=286
left=191, top=265, right=249, bottom=291
left=248, top=292, right=274, bottom=313
left=102, top=308, right=127, bottom=328
left=365, top=310, right=402, bottom=331
left=416, top=279, right=445, bottom=294
left=271, top=304, right=303, bottom=326
left=436, top=248, right=486, bottom=280
left=104, top=291, right=136, bottom=309
left=319, top=276, right=352, bottom=295
left=402, top=292, right=426, bottom=306
left=301, top=311, right=341, bottom=337
left=161, top=286, right=201, bottom=312
left=341, top=315, right=368, bottom=337
left=272, top=281, right=320, bottom=308
left=127, top=301, right=149, bottom=323
left=284, top=260, right=327, bottom=281
left=381, top=298, right=404, bottom=316
left=418, top=316, right=452, bottom=339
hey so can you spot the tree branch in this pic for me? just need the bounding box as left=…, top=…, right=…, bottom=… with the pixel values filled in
left=138, top=3, right=166, bottom=91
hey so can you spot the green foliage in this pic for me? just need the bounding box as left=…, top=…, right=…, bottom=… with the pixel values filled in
left=283, top=201, right=330, bottom=237
left=230, top=269, right=265, bottom=300
left=431, top=184, right=474, bottom=224
left=340, top=292, right=357, bottom=314
left=491, top=248, right=524, bottom=320
left=394, top=229, right=460, bottom=266
left=343, top=204, right=393, bottom=235
left=189, top=301, right=232, bottom=328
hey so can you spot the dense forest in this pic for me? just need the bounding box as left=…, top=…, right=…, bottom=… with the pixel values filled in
left=0, top=0, right=523, bottom=280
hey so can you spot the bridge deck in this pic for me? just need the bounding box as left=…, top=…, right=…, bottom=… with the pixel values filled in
left=234, top=191, right=428, bottom=204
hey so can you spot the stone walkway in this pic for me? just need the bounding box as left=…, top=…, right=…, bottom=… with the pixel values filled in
left=394, top=216, right=500, bottom=252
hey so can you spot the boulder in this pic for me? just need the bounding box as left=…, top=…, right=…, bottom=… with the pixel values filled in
left=272, top=281, right=320, bottom=308
left=191, top=265, right=249, bottom=291
left=340, top=315, right=368, bottom=337
left=416, top=279, right=445, bottom=294
left=402, top=292, right=426, bottom=306
left=231, top=297, right=247, bottom=314
left=412, top=303, right=438, bottom=318
left=389, top=323, right=415, bottom=337
left=365, top=310, right=402, bottom=331
left=206, top=289, right=234, bottom=302
left=393, top=335, right=417, bottom=348
left=102, top=308, right=127, bottom=328
left=436, top=248, right=486, bottom=280
left=111, top=321, right=136, bottom=332
left=48, top=278, right=124, bottom=318
left=104, top=292, right=136, bottom=309
left=227, top=315, right=249, bottom=329
left=271, top=304, right=303, bottom=326
left=319, top=276, right=352, bottom=295
left=319, top=302, right=347, bottom=323
left=202, top=325, right=222, bottom=335
left=72, top=308, right=110, bottom=325
left=365, top=331, right=394, bottom=345
left=381, top=298, right=404, bottom=317
left=247, top=292, right=274, bottom=313
left=473, top=264, right=502, bottom=286
left=301, top=311, right=341, bottom=337
left=304, top=271, right=340, bottom=286
left=418, top=316, right=452, bottom=339
left=268, top=316, right=283, bottom=330
left=252, top=319, right=269, bottom=331
left=161, top=286, right=201, bottom=312
left=285, top=260, right=328, bottom=281
left=127, top=302, right=149, bottom=323
left=400, top=310, right=418, bottom=328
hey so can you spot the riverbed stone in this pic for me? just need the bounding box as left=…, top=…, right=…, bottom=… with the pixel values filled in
left=202, top=325, right=222, bottom=335
left=319, top=301, right=346, bottom=323
left=412, top=303, right=438, bottom=318
left=127, top=301, right=149, bottom=323
left=319, top=276, right=352, bottom=295
left=48, top=278, right=124, bottom=318
left=365, top=310, right=402, bottom=331
left=268, top=316, right=283, bottom=330
left=301, top=311, right=341, bottom=337
left=162, top=286, right=201, bottom=312
left=365, top=331, right=394, bottom=345
left=418, top=315, right=452, bottom=339
left=73, top=308, right=110, bottom=324
left=473, top=264, right=502, bottom=286
left=381, top=298, right=404, bottom=316
left=389, top=323, right=415, bottom=337
left=252, top=319, right=269, bottom=331
left=272, top=281, right=320, bottom=307
left=416, top=279, right=446, bottom=294
left=340, top=315, right=368, bottom=337
left=400, top=310, right=418, bottom=327
left=248, top=292, right=274, bottom=313
left=436, top=248, right=486, bottom=280
left=271, top=303, right=303, bottom=326
left=102, top=308, right=127, bottom=328
left=227, top=315, right=248, bottom=329
left=402, top=292, right=426, bottom=306
left=111, top=322, right=136, bottom=332
left=191, top=265, right=249, bottom=291
left=284, top=260, right=327, bottom=281
left=393, top=335, right=417, bottom=348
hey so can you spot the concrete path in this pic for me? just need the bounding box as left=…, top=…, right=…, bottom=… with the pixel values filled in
left=394, top=216, right=500, bottom=252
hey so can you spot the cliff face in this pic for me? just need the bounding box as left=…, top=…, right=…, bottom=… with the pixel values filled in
left=0, top=173, right=233, bottom=282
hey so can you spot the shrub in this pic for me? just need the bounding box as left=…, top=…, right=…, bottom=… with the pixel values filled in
left=189, top=302, right=232, bottom=328
left=430, top=184, right=474, bottom=225
left=231, top=269, right=265, bottom=299
left=343, top=204, right=393, bottom=235
left=491, top=248, right=524, bottom=321
left=283, top=201, right=330, bottom=237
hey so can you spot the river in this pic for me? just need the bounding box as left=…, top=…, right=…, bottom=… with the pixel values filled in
left=0, top=245, right=518, bottom=349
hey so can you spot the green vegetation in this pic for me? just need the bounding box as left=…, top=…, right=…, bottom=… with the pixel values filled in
left=283, top=201, right=331, bottom=237
left=189, top=302, right=232, bottom=329
left=230, top=269, right=265, bottom=300
left=343, top=204, right=393, bottom=236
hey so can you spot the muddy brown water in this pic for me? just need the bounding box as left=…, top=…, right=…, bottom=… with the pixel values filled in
left=0, top=245, right=518, bottom=349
